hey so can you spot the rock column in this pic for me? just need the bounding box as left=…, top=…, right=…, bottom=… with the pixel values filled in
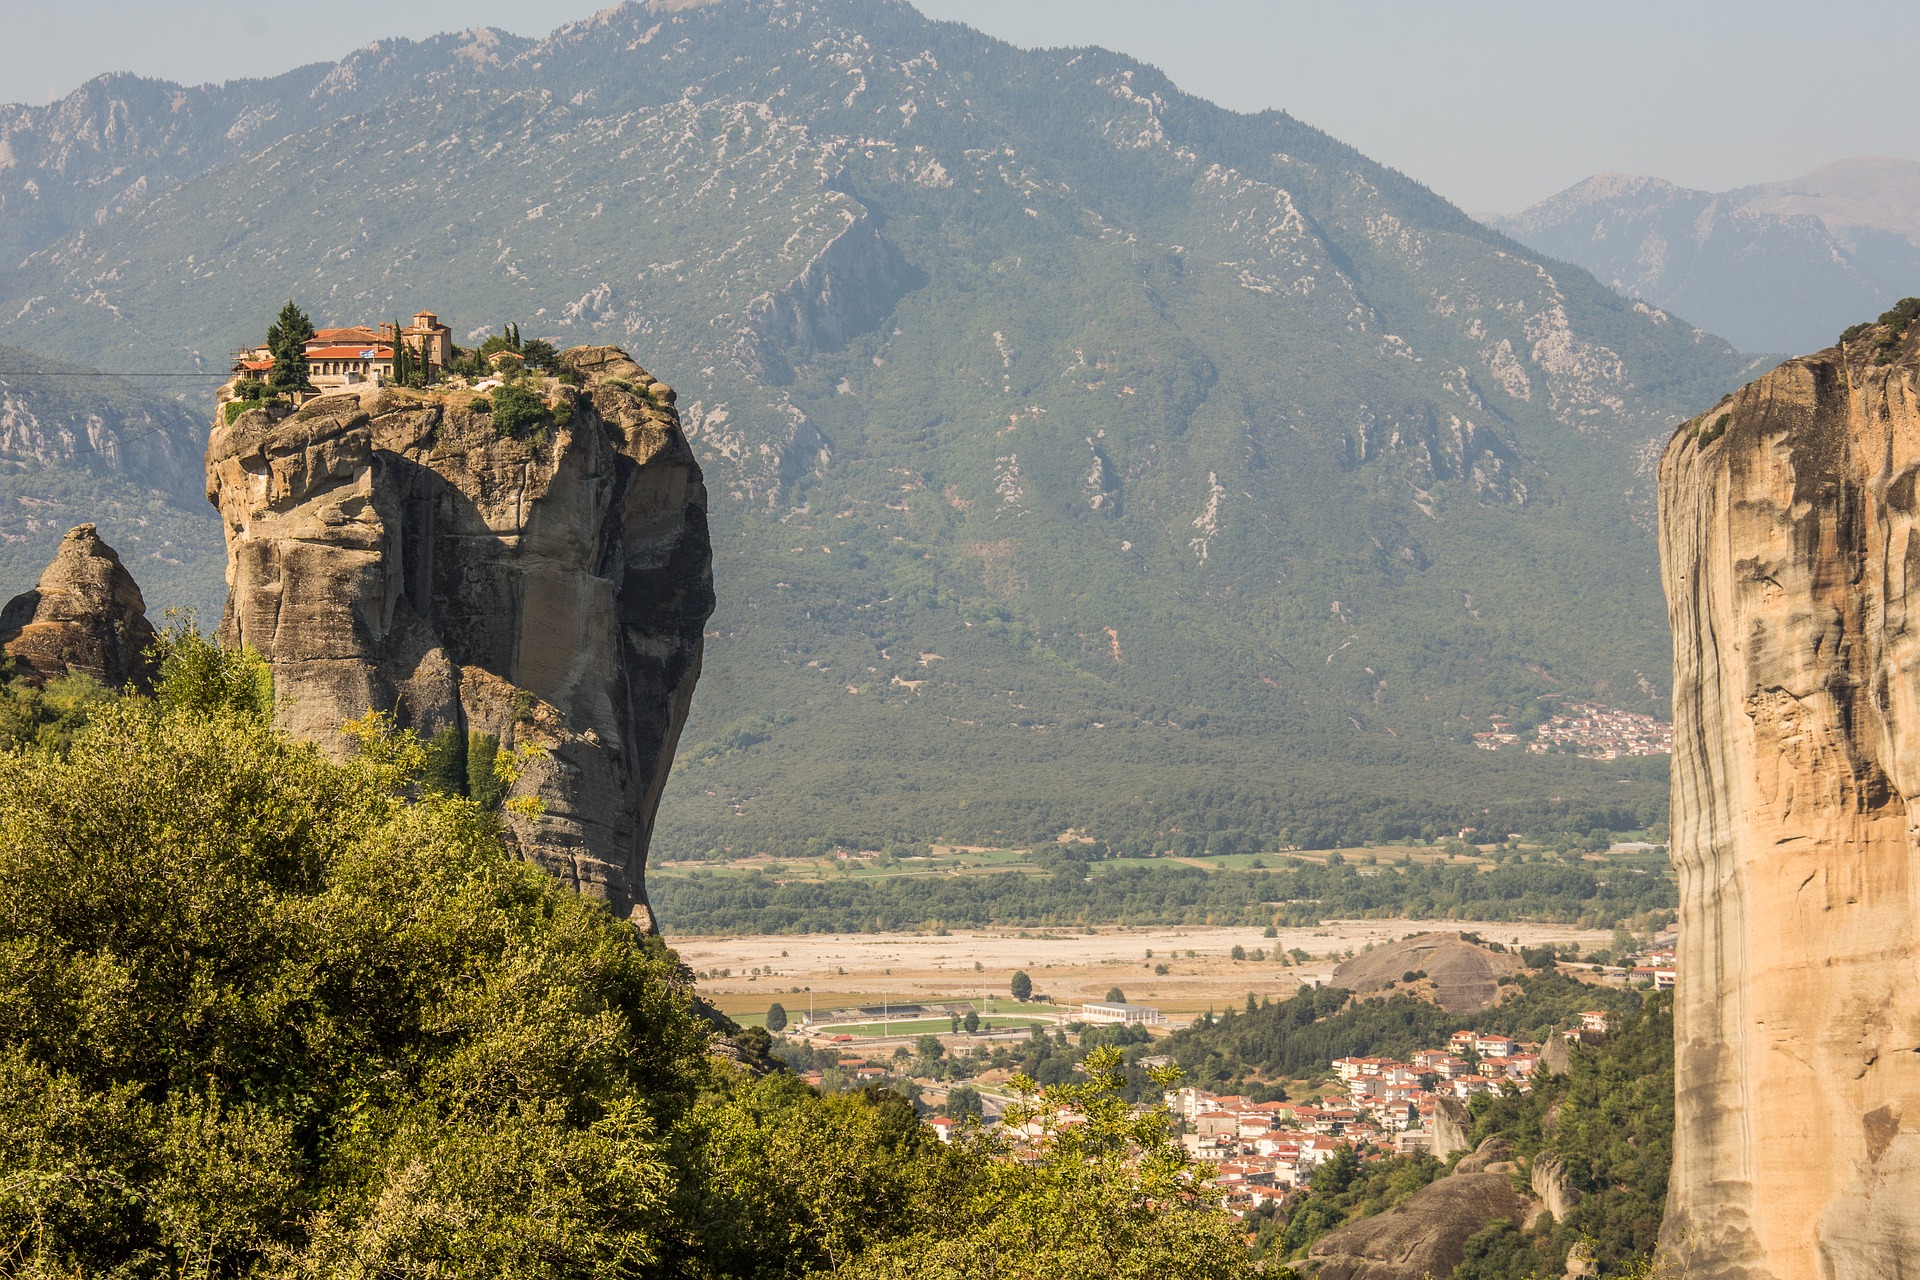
left=1657, top=326, right=1920, bottom=1277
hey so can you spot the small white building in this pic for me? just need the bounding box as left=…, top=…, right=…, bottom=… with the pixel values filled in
left=1080, top=1001, right=1166, bottom=1026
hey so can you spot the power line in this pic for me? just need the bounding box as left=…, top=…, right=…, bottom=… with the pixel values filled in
left=0, top=371, right=227, bottom=378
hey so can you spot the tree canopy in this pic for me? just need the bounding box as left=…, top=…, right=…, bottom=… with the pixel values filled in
left=0, top=640, right=1253, bottom=1278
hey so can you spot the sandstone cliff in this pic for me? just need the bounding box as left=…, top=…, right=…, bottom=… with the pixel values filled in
left=206, top=349, right=712, bottom=928
left=1658, top=309, right=1920, bottom=1277
left=0, top=523, right=156, bottom=689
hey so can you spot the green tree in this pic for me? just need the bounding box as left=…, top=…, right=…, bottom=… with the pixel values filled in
left=944, top=1084, right=983, bottom=1121
left=489, top=382, right=547, bottom=437
left=914, top=1034, right=944, bottom=1062
left=961, top=1010, right=981, bottom=1033
left=265, top=299, right=314, bottom=394
left=765, top=1002, right=788, bottom=1033
left=1010, top=970, right=1033, bottom=1002
left=1105, top=986, right=1126, bottom=1003
left=849, top=1047, right=1253, bottom=1280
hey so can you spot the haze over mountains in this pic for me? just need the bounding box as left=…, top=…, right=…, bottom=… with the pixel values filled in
left=1492, top=157, right=1920, bottom=354
left=0, top=0, right=1770, bottom=855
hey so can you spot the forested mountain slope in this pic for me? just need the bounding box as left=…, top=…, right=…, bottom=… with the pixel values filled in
left=0, top=0, right=1766, bottom=855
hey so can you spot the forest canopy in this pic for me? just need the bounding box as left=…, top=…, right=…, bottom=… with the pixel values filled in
left=0, top=636, right=1252, bottom=1279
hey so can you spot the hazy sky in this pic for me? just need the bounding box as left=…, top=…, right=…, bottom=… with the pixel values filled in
left=3, top=0, right=1916, bottom=212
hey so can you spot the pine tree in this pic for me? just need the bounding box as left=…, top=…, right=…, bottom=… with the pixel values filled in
left=265, top=300, right=314, bottom=393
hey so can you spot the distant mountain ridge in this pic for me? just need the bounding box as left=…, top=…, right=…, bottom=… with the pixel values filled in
left=1491, top=158, right=1920, bottom=354
left=0, top=0, right=1765, bottom=856
left=0, top=345, right=223, bottom=623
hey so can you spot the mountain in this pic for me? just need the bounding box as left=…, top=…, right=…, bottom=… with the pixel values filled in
left=1490, top=158, right=1920, bottom=354
left=0, top=0, right=1766, bottom=857
left=0, top=344, right=224, bottom=624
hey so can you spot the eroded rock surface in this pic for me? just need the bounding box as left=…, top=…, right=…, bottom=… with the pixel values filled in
left=206, top=348, right=711, bottom=928
left=1307, top=1141, right=1534, bottom=1280
left=1329, top=932, right=1520, bottom=1012
left=0, top=523, right=155, bottom=689
left=1657, top=315, right=1920, bottom=1277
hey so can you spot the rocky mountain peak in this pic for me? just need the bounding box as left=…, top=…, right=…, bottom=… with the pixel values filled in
left=0, top=522, right=156, bottom=689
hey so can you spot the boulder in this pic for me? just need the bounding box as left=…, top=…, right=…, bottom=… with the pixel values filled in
left=0, top=523, right=155, bottom=689
left=1307, top=1164, right=1534, bottom=1280
left=1657, top=314, right=1920, bottom=1277
left=205, top=348, right=711, bottom=928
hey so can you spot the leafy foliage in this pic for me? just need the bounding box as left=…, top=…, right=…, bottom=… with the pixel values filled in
left=1163, top=969, right=1647, bottom=1090
left=1249, top=1149, right=1442, bottom=1263
left=850, top=1047, right=1253, bottom=1280
left=0, top=649, right=1254, bottom=1278
left=652, top=855, right=1674, bottom=934
left=488, top=382, right=548, bottom=438
left=1452, top=994, right=1675, bottom=1279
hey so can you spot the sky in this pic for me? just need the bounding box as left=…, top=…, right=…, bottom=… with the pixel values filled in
left=2, top=0, right=1916, bottom=213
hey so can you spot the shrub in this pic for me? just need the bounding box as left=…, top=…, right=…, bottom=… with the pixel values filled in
left=490, top=382, right=547, bottom=438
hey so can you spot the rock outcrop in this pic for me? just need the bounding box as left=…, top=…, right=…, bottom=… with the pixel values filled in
left=0, top=523, right=155, bottom=688
left=1307, top=1140, right=1534, bottom=1280
left=1529, top=1152, right=1582, bottom=1225
left=206, top=348, right=711, bottom=928
left=1431, top=1095, right=1473, bottom=1161
left=1657, top=309, right=1920, bottom=1277
left=1329, top=932, right=1521, bottom=1013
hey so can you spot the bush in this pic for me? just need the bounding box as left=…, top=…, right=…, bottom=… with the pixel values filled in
left=490, top=382, right=548, bottom=438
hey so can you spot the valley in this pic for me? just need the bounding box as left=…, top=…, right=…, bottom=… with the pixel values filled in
left=0, top=0, right=1758, bottom=859
left=674, top=918, right=1617, bottom=1024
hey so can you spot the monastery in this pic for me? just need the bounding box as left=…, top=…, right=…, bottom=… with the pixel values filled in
left=232, top=310, right=454, bottom=390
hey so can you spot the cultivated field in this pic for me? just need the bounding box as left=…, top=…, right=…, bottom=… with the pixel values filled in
left=670, top=919, right=1615, bottom=1023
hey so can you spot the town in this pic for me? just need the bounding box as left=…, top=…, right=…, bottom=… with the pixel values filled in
left=776, top=992, right=1629, bottom=1219
left=1472, top=701, right=1674, bottom=757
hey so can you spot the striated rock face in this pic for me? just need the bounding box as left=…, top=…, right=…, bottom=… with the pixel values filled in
left=0, top=523, right=156, bottom=689
left=1431, top=1095, right=1473, bottom=1161
left=1657, top=315, right=1920, bottom=1277
left=206, top=348, right=711, bottom=928
left=1308, top=1141, right=1534, bottom=1280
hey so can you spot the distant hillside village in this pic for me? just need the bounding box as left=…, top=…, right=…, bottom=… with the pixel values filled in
left=1474, top=701, right=1673, bottom=758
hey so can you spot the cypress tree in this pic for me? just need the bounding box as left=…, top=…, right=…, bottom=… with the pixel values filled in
left=265, top=300, right=314, bottom=394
